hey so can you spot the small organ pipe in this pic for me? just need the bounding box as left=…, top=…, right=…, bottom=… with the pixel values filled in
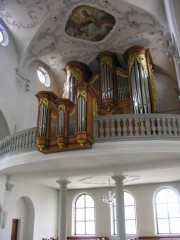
left=131, top=65, right=138, bottom=113
left=59, top=109, right=64, bottom=135
left=134, top=60, right=143, bottom=113
left=139, top=65, right=147, bottom=113
left=82, top=96, right=85, bottom=131
left=78, top=96, right=81, bottom=131
left=39, top=103, right=43, bottom=137
left=144, top=72, right=151, bottom=113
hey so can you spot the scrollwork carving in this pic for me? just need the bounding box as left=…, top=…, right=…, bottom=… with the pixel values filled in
left=100, top=56, right=113, bottom=69
left=68, top=68, right=82, bottom=83
left=128, top=54, right=148, bottom=75
left=77, top=90, right=87, bottom=101
left=39, top=98, right=49, bottom=106
left=58, top=105, right=66, bottom=112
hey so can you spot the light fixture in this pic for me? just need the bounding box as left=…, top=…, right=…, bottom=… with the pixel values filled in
left=0, top=211, right=8, bottom=229
left=102, top=179, right=114, bottom=205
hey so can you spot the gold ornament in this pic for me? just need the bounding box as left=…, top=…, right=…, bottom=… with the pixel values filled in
left=77, top=90, right=87, bottom=101
left=39, top=98, right=49, bottom=106
left=128, top=54, right=148, bottom=75
left=100, top=57, right=113, bottom=69
left=58, top=105, right=66, bottom=112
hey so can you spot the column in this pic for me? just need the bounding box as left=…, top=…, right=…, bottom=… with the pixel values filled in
left=56, top=179, right=70, bottom=240
left=112, top=175, right=125, bottom=240
left=163, top=0, right=180, bottom=94
left=163, top=0, right=180, bottom=55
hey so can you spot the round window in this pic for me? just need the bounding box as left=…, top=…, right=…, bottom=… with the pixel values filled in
left=0, top=22, right=9, bottom=46
left=37, top=67, right=51, bottom=87
left=0, top=31, right=4, bottom=43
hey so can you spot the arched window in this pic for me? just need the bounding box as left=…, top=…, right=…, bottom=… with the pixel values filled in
left=112, top=191, right=137, bottom=235
left=154, top=187, right=180, bottom=234
left=75, top=194, right=95, bottom=235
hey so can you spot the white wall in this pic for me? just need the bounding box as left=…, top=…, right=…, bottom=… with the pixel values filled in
left=0, top=22, right=62, bottom=134
left=1, top=181, right=59, bottom=240
left=0, top=176, right=6, bottom=211
left=155, top=72, right=180, bottom=113
left=67, top=181, right=180, bottom=239
left=1, top=180, right=180, bottom=240
left=0, top=27, right=27, bottom=134
left=122, top=0, right=167, bottom=27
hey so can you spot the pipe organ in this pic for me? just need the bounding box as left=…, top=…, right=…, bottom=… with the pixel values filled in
left=125, top=46, right=158, bottom=114
left=36, top=46, right=157, bottom=153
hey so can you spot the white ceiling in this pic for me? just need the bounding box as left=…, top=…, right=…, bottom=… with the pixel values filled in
left=1, top=0, right=169, bottom=78
left=1, top=140, right=180, bottom=189
left=1, top=0, right=180, bottom=189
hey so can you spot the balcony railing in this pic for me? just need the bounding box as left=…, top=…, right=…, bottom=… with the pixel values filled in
left=0, top=114, right=180, bottom=159
left=0, top=127, right=36, bottom=158
left=94, top=114, right=180, bottom=142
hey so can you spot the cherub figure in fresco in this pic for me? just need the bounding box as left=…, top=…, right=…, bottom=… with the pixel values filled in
left=73, top=9, right=100, bottom=37
left=81, top=9, right=101, bottom=35
left=65, top=6, right=116, bottom=42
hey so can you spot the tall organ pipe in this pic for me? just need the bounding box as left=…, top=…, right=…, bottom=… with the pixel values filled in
left=59, top=109, right=65, bottom=135
left=125, top=46, right=158, bottom=113
left=131, top=65, right=138, bottom=113
left=136, top=60, right=143, bottom=113
left=77, top=95, right=86, bottom=132
left=39, top=103, right=47, bottom=137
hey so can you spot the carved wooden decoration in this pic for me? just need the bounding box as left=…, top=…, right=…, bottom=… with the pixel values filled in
left=36, top=47, right=157, bottom=153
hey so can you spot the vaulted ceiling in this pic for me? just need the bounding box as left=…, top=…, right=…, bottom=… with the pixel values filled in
left=1, top=0, right=180, bottom=189
left=1, top=0, right=170, bottom=81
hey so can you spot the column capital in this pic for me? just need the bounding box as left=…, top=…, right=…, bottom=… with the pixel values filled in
left=112, top=175, right=125, bottom=185
left=56, top=179, right=70, bottom=188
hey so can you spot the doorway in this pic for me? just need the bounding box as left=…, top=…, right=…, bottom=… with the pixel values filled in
left=11, top=219, right=19, bottom=240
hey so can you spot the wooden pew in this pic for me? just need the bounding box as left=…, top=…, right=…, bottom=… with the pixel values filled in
left=67, top=236, right=109, bottom=240
left=136, top=235, right=180, bottom=240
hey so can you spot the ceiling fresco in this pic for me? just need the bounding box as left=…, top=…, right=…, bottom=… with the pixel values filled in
left=65, top=5, right=116, bottom=42
left=0, top=0, right=174, bottom=83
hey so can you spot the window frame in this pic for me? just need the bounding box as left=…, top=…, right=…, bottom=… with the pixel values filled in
left=111, top=191, right=137, bottom=236
left=74, top=193, right=96, bottom=235
left=37, top=66, right=51, bottom=87
left=0, top=20, right=9, bottom=46
left=154, top=187, right=180, bottom=234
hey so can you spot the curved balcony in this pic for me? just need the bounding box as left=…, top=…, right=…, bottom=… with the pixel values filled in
left=1, top=114, right=180, bottom=160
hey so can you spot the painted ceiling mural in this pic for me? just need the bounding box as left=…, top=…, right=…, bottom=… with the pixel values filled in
left=0, top=0, right=174, bottom=80
left=65, top=5, right=116, bottom=42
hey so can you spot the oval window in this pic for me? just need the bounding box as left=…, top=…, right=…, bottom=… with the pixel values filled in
left=0, top=22, right=9, bottom=46
left=37, top=67, right=51, bottom=87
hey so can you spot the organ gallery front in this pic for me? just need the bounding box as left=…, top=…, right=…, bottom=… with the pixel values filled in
left=35, top=46, right=158, bottom=153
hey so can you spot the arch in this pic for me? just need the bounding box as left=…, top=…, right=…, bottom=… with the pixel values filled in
left=112, top=191, right=137, bottom=235
left=153, top=186, right=180, bottom=234
left=72, top=193, right=95, bottom=235
left=13, top=196, right=35, bottom=240
left=0, top=110, right=10, bottom=140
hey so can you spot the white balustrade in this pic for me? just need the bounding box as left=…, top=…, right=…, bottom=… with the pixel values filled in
left=1, top=114, right=180, bottom=159
left=0, top=128, right=36, bottom=158
left=94, top=114, right=180, bottom=141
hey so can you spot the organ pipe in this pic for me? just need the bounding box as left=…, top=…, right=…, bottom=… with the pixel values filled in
left=77, top=91, right=87, bottom=132
left=63, top=61, right=92, bottom=102
left=58, top=105, right=65, bottom=135
left=100, top=56, right=113, bottom=99
left=38, top=98, right=48, bottom=137
left=125, top=46, right=158, bottom=114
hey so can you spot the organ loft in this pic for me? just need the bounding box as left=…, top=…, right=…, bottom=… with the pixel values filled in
left=35, top=46, right=158, bottom=153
